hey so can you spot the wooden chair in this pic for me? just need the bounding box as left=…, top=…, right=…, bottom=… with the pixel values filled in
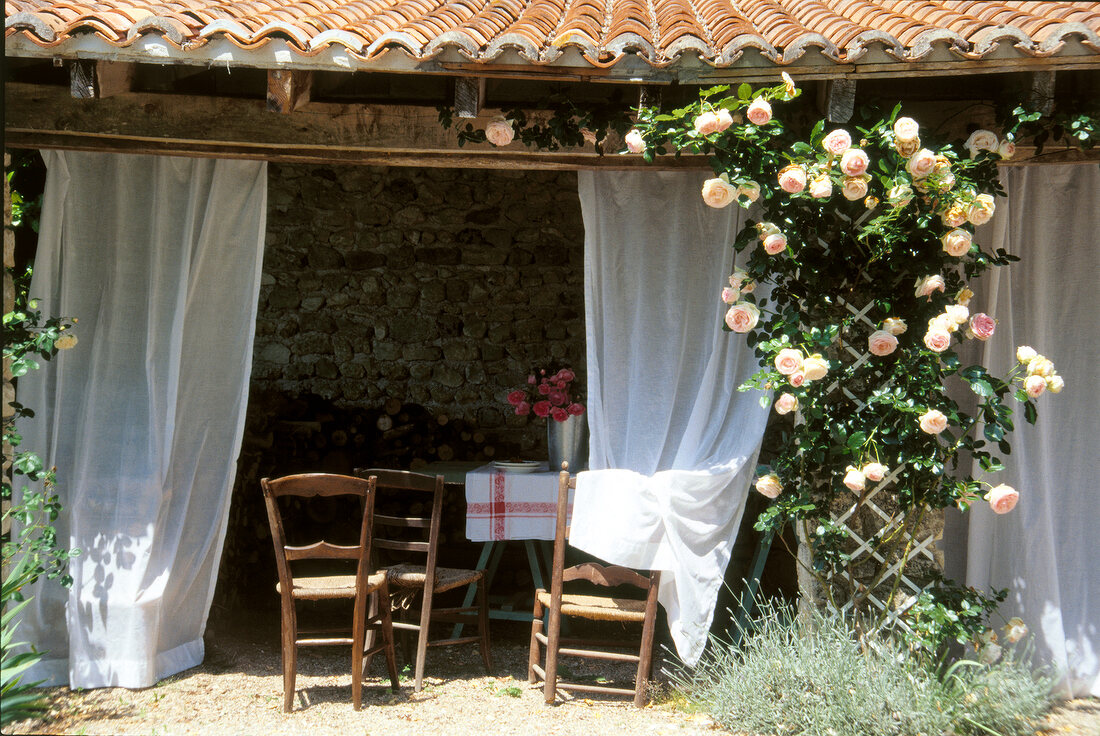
left=261, top=473, right=400, bottom=712
left=356, top=468, right=492, bottom=692
left=528, top=465, right=662, bottom=707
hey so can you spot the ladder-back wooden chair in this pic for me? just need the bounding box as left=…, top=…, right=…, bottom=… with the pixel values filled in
left=261, top=472, right=400, bottom=711
left=356, top=468, right=492, bottom=692
left=528, top=464, right=662, bottom=707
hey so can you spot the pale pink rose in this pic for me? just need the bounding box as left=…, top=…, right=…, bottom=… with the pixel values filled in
left=729, top=268, right=750, bottom=289
left=888, top=183, right=914, bottom=207
left=894, top=117, right=920, bottom=142
left=822, top=128, right=852, bottom=155
left=923, top=327, right=952, bottom=353
left=788, top=372, right=805, bottom=387
left=986, top=483, right=1019, bottom=514
left=725, top=302, right=760, bottom=333
left=485, top=118, right=515, bottom=146
left=968, top=313, right=996, bottom=341
left=941, top=203, right=968, bottom=228
left=809, top=174, right=833, bottom=199
left=701, top=177, right=738, bottom=208
left=840, top=148, right=870, bottom=176
left=843, top=466, right=866, bottom=492
left=942, top=228, right=972, bottom=257
left=715, top=108, right=734, bottom=132
left=919, top=409, right=948, bottom=434
left=763, top=232, right=788, bottom=255
left=1025, top=374, right=1047, bottom=398
left=721, top=286, right=739, bottom=304
left=1016, top=345, right=1038, bottom=364
left=841, top=176, right=868, bottom=201
left=868, top=330, right=899, bottom=356
left=908, top=148, right=936, bottom=179
left=895, top=136, right=921, bottom=158
left=755, top=473, right=782, bottom=499
left=774, top=348, right=804, bottom=376
left=967, top=193, right=996, bottom=226
left=883, top=317, right=908, bottom=336
left=802, top=355, right=829, bottom=381
left=747, top=97, right=772, bottom=126
left=1004, top=617, right=1028, bottom=644
left=515, top=400, right=531, bottom=415
left=997, top=139, right=1016, bottom=160
left=774, top=393, right=799, bottom=415
left=778, top=165, right=807, bottom=193
left=625, top=129, right=646, bottom=154
left=738, top=180, right=761, bottom=203
left=862, top=462, right=887, bottom=482
left=945, top=304, right=969, bottom=325
left=965, top=129, right=999, bottom=156
left=1027, top=356, right=1054, bottom=377
left=741, top=280, right=756, bottom=294
left=914, top=274, right=946, bottom=299
left=694, top=111, right=721, bottom=136
left=931, top=157, right=956, bottom=191
left=1047, top=374, right=1065, bottom=394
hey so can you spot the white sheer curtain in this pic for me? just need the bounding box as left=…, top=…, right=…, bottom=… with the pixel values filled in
left=962, top=163, right=1100, bottom=697
left=572, top=171, right=771, bottom=665
left=17, top=151, right=267, bottom=688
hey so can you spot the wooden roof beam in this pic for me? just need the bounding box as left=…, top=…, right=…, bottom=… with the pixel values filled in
left=267, top=69, right=313, bottom=114
left=69, top=60, right=134, bottom=99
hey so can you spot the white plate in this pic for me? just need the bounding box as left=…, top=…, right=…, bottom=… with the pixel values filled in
left=492, top=460, right=543, bottom=474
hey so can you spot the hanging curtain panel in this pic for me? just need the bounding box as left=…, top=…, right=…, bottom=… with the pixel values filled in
left=572, top=171, right=771, bottom=666
left=963, top=163, right=1100, bottom=697
left=17, top=152, right=267, bottom=688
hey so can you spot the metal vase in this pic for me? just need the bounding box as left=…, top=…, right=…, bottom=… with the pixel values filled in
left=547, top=413, right=589, bottom=473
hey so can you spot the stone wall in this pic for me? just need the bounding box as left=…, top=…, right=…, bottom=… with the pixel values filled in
left=250, top=164, right=587, bottom=462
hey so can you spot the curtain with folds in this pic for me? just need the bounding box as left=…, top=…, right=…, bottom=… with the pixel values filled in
left=17, top=151, right=267, bottom=688
left=958, top=163, right=1100, bottom=697
left=571, top=171, right=771, bottom=665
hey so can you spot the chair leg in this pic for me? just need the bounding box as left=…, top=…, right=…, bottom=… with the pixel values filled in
left=280, top=603, right=297, bottom=713
left=352, top=592, right=366, bottom=711
left=362, top=588, right=378, bottom=676
left=413, top=588, right=433, bottom=693
left=378, top=586, right=401, bottom=691
left=634, top=606, right=660, bottom=708
left=528, top=593, right=544, bottom=684
left=543, top=599, right=562, bottom=704
left=476, top=579, right=493, bottom=675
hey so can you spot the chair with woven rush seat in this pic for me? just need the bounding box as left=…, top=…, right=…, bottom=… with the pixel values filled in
left=356, top=468, right=492, bottom=693
left=528, top=464, right=662, bottom=707
left=261, top=473, right=400, bottom=712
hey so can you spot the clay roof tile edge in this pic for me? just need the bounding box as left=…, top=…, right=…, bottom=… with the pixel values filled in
left=780, top=32, right=841, bottom=64
left=5, top=11, right=60, bottom=42
left=309, top=29, right=367, bottom=53
left=1036, top=22, right=1100, bottom=55
left=844, top=29, right=905, bottom=63
left=126, top=16, right=188, bottom=46
left=717, top=34, right=779, bottom=65
left=907, top=28, right=969, bottom=60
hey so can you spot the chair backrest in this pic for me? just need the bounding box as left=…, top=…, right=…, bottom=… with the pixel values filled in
left=354, top=468, right=445, bottom=582
left=261, top=473, right=377, bottom=591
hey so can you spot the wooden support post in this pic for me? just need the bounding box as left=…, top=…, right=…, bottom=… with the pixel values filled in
left=824, top=78, right=857, bottom=124
left=1028, top=71, right=1056, bottom=117
left=454, top=77, right=485, bottom=119
left=266, top=69, right=313, bottom=114
left=69, top=61, right=134, bottom=100
left=638, top=85, right=661, bottom=111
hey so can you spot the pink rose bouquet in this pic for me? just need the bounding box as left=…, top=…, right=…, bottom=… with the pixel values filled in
left=507, top=367, right=585, bottom=422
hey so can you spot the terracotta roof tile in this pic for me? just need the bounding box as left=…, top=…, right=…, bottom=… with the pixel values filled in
left=6, top=0, right=1099, bottom=69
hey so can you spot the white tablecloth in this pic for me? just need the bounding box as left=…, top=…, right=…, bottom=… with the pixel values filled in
left=464, top=463, right=571, bottom=541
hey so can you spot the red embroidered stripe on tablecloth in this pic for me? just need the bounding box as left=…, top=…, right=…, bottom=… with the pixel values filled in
left=492, top=468, right=506, bottom=540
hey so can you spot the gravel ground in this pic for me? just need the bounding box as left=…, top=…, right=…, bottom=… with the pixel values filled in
left=8, top=611, right=1098, bottom=736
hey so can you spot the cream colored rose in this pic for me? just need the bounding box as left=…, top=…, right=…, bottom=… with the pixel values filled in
left=774, top=348, right=804, bottom=376
left=725, top=302, right=760, bottom=333
left=774, top=393, right=799, bottom=415
left=929, top=313, right=957, bottom=333
left=941, top=228, right=972, bottom=257
left=721, top=286, right=739, bottom=304
left=485, top=118, right=515, bottom=146
left=809, top=174, right=833, bottom=199
left=778, top=164, right=807, bottom=193
left=862, top=462, right=887, bottom=482
left=843, top=466, right=866, bottom=491
left=715, top=108, right=734, bottom=132
left=967, top=193, right=996, bottom=226
left=986, top=483, right=1019, bottom=514
left=907, top=148, right=936, bottom=179
left=694, top=111, right=721, bottom=136
left=941, top=203, right=968, bottom=227
left=923, top=327, right=952, bottom=353
left=840, top=148, right=869, bottom=176
left=864, top=195, right=879, bottom=209
left=625, top=129, right=646, bottom=154
left=888, top=183, right=914, bottom=207
left=1004, top=617, right=1028, bottom=644
left=747, top=97, right=772, bottom=126
left=701, top=177, right=737, bottom=208
left=956, top=286, right=974, bottom=306
left=757, top=221, right=781, bottom=238
left=1047, top=374, right=1065, bottom=394
left=997, top=139, right=1016, bottom=160
left=965, top=129, right=999, bottom=156
left=763, top=232, right=788, bottom=255
left=945, top=304, right=969, bottom=325
left=894, top=117, right=920, bottom=142
left=979, top=642, right=1004, bottom=665
left=788, top=372, right=805, bottom=387
left=781, top=71, right=796, bottom=97
left=822, top=128, right=852, bottom=155
left=1027, top=355, right=1054, bottom=377
left=54, top=333, right=78, bottom=350
left=1025, top=374, right=1047, bottom=398
left=841, top=176, right=869, bottom=201
left=914, top=274, right=946, bottom=299
left=755, top=473, right=782, bottom=499
left=730, top=268, right=750, bottom=289
left=895, top=136, right=921, bottom=158
left=868, top=330, right=898, bottom=356
left=802, top=354, right=829, bottom=381
left=1016, top=345, right=1038, bottom=363
left=883, top=317, right=907, bottom=336
left=737, top=180, right=761, bottom=203
left=919, top=409, right=948, bottom=434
